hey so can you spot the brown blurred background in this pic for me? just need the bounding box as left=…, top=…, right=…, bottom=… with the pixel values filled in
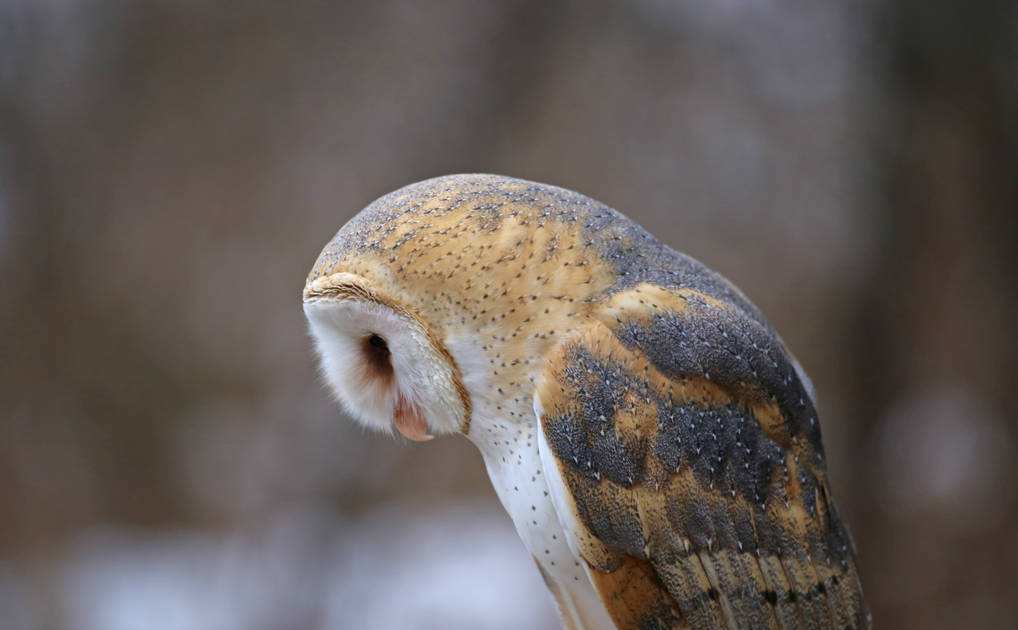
left=2, top=1, right=1016, bottom=629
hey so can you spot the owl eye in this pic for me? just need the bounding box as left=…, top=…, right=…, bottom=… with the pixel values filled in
left=367, top=333, right=388, bottom=351
left=362, top=333, right=393, bottom=381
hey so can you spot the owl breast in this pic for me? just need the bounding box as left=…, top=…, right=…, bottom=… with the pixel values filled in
left=476, top=414, right=579, bottom=583
left=474, top=408, right=615, bottom=630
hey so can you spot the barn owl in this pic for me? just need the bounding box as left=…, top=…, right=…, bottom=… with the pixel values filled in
left=303, top=174, right=869, bottom=630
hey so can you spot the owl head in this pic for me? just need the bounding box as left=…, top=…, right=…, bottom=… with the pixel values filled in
left=302, top=173, right=623, bottom=443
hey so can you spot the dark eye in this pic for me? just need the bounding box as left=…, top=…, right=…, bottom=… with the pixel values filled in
left=362, top=333, right=393, bottom=381
left=368, top=333, right=389, bottom=354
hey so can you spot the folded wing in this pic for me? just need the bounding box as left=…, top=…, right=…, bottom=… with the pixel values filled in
left=536, top=283, right=869, bottom=630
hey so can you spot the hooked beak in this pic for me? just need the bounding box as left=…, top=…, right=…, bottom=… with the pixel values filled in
left=394, top=396, right=433, bottom=442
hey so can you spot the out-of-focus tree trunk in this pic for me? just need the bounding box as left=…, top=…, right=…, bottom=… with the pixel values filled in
left=855, top=1, right=1018, bottom=627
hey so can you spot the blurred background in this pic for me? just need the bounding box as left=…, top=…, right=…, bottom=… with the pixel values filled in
left=2, top=1, right=1016, bottom=629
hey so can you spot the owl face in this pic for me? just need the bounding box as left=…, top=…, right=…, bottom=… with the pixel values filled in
left=304, top=272, right=468, bottom=441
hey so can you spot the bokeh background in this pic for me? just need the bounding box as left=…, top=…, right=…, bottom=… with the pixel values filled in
left=2, top=1, right=1016, bottom=629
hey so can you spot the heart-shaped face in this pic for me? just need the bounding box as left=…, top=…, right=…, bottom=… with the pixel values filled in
left=303, top=272, right=467, bottom=441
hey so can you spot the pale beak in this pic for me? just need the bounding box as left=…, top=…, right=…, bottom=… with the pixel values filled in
left=394, top=396, right=433, bottom=442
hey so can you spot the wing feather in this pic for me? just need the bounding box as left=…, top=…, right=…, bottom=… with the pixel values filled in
left=536, top=284, right=869, bottom=630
